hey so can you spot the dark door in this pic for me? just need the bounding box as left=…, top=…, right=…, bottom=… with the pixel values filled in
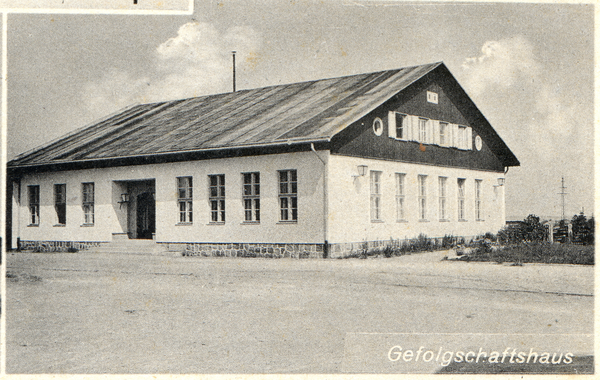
left=136, top=192, right=155, bottom=239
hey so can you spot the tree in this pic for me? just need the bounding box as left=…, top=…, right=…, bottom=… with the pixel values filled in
left=571, top=212, right=594, bottom=245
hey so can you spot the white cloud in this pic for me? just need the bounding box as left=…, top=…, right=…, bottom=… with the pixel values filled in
left=83, top=22, right=262, bottom=116
left=462, top=36, right=540, bottom=97
left=461, top=36, right=579, bottom=155
left=462, top=36, right=593, bottom=219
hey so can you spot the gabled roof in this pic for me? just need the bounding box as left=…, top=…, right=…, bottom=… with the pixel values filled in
left=8, top=62, right=519, bottom=169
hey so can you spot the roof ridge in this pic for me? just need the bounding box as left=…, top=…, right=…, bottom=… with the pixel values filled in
left=153, top=61, right=444, bottom=104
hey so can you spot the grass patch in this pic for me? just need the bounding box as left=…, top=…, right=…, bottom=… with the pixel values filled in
left=457, top=243, right=594, bottom=265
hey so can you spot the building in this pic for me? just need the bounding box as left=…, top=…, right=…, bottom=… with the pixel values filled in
left=6, top=62, right=519, bottom=258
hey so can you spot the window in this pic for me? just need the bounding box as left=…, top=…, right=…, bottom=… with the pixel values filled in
left=209, top=174, right=225, bottom=223
left=475, top=179, right=483, bottom=220
left=439, top=122, right=448, bottom=146
left=82, top=182, right=95, bottom=225
left=419, top=118, right=428, bottom=143
left=457, top=126, right=468, bottom=149
left=427, top=91, right=438, bottom=104
left=54, top=184, right=66, bottom=225
left=438, top=177, right=447, bottom=221
left=395, top=173, right=406, bottom=221
left=177, top=177, right=193, bottom=223
left=242, top=172, right=260, bottom=222
left=418, top=175, right=427, bottom=220
left=279, top=170, right=297, bottom=222
left=372, top=117, right=383, bottom=136
left=370, top=171, right=382, bottom=221
left=395, top=113, right=406, bottom=139
left=28, top=185, right=40, bottom=225
left=457, top=178, right=466, bottom=221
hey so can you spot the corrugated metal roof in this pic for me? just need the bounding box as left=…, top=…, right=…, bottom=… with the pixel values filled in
left=8, top=62, right=519, bottom=168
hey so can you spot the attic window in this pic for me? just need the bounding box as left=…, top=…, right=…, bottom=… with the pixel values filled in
left=427, top=91, right=438, bottom=104
left=475, top=135, right=483, bottom=151
left=372, top=117, right=383, bottom=136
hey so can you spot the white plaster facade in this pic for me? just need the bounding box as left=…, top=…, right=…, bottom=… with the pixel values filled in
left=12, top=148, right=506, bottom=249
left=13, top=151, right=327, bottom=246
left=326, top=154, right=505, bottom=244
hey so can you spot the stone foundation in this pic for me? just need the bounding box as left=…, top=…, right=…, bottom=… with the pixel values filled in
left=162, top=242, right=325, bottom=259
left=326, top=235, right=477, bottom=259
left=18, top=240, right=105, bottom=252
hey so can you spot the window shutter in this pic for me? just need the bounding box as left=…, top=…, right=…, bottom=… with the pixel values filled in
left=431, top=120, right=439, bottom=145
left=452, top=124, right=459, bottom=147
left=446, top=123, right=452, bottom=147
left=411, top=115, right=419, bottom=142
left=388, top=111, right=396, bottom=139
left=466, top=127, right=473, bottom=150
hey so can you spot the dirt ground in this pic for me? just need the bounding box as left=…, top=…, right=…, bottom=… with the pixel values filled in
left=5, top=250, right=593, bottom=374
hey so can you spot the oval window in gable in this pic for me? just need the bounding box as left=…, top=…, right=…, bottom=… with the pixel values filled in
left=373, top=117, right=383, bottom=136
left=475, top=135, right=483, bottom=151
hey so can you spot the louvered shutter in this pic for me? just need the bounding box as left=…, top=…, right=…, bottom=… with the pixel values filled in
left=452, top=124, right=459, bottom=147
left=405, top=115, right=411, bottom=141
left=431, top=120, right=439, bottom=145
left=466, top=127, right=473, bottom=150
left=413, top=116, right=421, bottom=142
left=388, top=111, right=396, bottom=139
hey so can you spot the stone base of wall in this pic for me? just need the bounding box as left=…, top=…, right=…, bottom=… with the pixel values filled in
left=162, top=242, right=325, bottom=259
left=18, top=240, right=105, bottom=252
left=327, top=236, right=478, bottom=259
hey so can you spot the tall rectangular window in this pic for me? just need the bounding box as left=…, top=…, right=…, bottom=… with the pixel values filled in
left=395, top=113, right=406, bottom=139
left=419, top=118, right=428, bottom=143
left=438, top=177, right=447, bottom=221
left=28, top=185, right=40, bottom=225
left=439, top=122, right=448, bottom=146
left=209, top=174, right=225, bottom=223
left=370, top=171, right=382, bottom=221
left=279, top=170, right=297, bottom=222
left=242, top=172, right=260, bottom=222
left=457, top=178, right=466, bottom=221
left=418, top=175, right=427, bottom=220
left=475, top=179, right=483, bottom=220
left=82, top=182, right=95, bottom=225
left=177, top=177, right=193, bottom=223
left=54, top=184, right=66, bottom=225
left=395, top=173, right=406, bottom=221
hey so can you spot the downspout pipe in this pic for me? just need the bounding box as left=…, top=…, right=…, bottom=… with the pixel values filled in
left=311, top=143, right=328, bottom=258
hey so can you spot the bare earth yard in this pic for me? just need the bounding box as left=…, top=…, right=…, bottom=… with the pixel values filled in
left=6, top=250, right=593, bottom=374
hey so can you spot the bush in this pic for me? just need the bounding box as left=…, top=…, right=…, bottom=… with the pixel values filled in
left=458, top=242, right=594, bottom=265
left=346, top=234, right=459, bottom=259
left=498, top=214, right=547, bottom=244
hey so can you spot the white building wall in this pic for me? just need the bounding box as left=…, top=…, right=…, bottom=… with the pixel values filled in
left=326, top=154, right=506, bottom=244
left=15, top=151, right=327, bottom=245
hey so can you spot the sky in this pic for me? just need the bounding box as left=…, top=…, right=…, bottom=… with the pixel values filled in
left=5, top=0, right=595, bottom=221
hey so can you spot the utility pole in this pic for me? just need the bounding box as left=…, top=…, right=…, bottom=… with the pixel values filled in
left=558, top=177, right=567, bottom=221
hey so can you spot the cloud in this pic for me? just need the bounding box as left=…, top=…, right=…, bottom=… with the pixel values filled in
left=461, top=36, right=579, bottom=155
left=462, top=36, right=593, bottom=219
left=462, top=36, right=540, bottom=97
left=83, top=22, right=261, bottom=116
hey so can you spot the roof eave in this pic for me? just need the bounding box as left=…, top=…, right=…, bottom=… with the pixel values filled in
left=7, top=137, right=332, bottom=172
